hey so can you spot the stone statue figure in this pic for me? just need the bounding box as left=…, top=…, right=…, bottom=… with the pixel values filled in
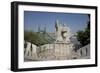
left=55, top=20, right=71, bottom=43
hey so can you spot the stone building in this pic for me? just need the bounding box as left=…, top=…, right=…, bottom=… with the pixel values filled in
left=37, top=20, right=74, bottom=60
left=24, top=20, right=90, bottom=61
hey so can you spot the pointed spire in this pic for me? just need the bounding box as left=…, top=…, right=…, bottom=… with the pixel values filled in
left=38, top=24, right=40, bottom=32
left=44, top=24, right=46, bottom=33
left=55, top=19, right=59, bottom=28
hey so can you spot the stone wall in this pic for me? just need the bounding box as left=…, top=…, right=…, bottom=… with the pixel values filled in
left=71, top=44, right=90, bottom=59
left=24, top=41, right=74, bottom=61
left=24, top=42, right=38, bottom=61
left=38, top=43, right=74, bottom=60
left=24, top=41, right=90, bottom=61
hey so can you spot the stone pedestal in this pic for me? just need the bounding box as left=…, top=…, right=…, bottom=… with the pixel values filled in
left=54, top=42, right=73, bottom=60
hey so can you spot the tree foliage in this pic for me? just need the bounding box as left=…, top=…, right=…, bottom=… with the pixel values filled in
left=76, top=15, right=90, bottom=46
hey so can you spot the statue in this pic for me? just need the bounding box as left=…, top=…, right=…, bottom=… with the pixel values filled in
left=55, top=20, right=71, bottom=43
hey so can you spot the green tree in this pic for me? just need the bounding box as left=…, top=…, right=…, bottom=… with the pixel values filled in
left=76, top=14, right=90, bottom=46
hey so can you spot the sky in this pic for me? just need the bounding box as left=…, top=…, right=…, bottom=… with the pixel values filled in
left=24, top=11, right=89, bottom=33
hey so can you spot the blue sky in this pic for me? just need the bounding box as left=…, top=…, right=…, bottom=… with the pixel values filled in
left=24, top=11, right=89, bottom=33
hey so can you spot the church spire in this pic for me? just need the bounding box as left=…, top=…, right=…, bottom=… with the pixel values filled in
left=38, top=24, right=40, bottom=33
left=44, top=24, right=46, bottom=33
left=55, top=19, right=59, bottom=28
